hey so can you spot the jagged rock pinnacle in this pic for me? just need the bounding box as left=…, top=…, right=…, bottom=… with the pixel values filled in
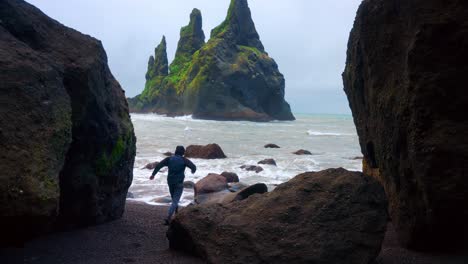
left=211, top=0, right=264, bottom=51
left=173, top=8, right=205, bottom=64
left=146, top=36, right=168, bottom=80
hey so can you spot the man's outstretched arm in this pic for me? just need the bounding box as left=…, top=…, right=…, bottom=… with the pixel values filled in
left=184, top=158, right=196, bottom=174
left=150, top=157, right=169, bottom=180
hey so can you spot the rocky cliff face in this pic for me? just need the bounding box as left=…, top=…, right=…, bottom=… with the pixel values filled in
left=128, top=36, right=169, bottom=112
left=0, top=0, right=136, bottom=244
left=129, top=0, right=295, bottom=121
left=343, top=0, right=468, bottom=251
left=146, top=36, right=168, bottom=81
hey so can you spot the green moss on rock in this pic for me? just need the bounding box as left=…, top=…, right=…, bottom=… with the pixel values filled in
left=128, top=0, right=294, bottom=121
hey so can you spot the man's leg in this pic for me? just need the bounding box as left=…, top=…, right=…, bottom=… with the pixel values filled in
left=167, top=183, right=184, bottom=221
left=168, top=183, right=175, bottom=199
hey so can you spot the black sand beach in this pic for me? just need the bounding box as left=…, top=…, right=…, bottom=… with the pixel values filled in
left=1, top=202, right=203, bottom=264
left=2, top=201, right=467, bottom=264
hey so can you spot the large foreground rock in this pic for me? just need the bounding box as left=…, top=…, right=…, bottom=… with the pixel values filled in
left=167, top=168, right=388, bottom=263
left=343, top=0, right=468, bottom=250
left=0, top=0, right=135, bottom=244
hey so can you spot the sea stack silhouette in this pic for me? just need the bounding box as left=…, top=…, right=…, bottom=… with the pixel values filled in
left=128, top=0, right=295, bottom=122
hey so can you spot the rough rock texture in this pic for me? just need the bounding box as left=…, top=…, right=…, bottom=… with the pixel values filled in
left=194, top=174, right=228, bottom=197
left=240, top=165, right=263, bottom=173
left=293, top=149, right=312, bottom=155
left=143, top=162, right=159, bottom=170
left=258, top=158, right=276, bottom=166
left=220, top=171, right=239, bottom=183
left=128, top=36, right=169, bottom=113
left=0, top=0, right=136, bottom=244
left=219, top=183, right=268, bottom=204
left=128, top=0, right=295, bottom=121
left=167, top=168, right=388, bottom=264
left=147, top=36, right=168, bottom=81
left=185, top=144, right=227, bottom=159
left=343, top=0, right=468, bottom=251
left=173, top=8, right=205, bottom=67
left=227, top=182, right=248, bottom=192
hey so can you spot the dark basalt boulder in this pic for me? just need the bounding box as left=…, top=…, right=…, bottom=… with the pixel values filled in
left=185, top=144, right=227, bottom=159
left=194, top=174, right=266, bottom=205
left=194, top=174, right=229, bottom=204
left=151, top=196, right=172, bottom=204
left=220, top=172, right=240, bottom=183
left=194, top=174, right=228, bottom=196
left=293, top=149, right=312, bottom=155
left=240, top=165, right=263, bottom=173
left=167, top=168, right=388, bottom=263
left=183, top=181, right=196, bottom=189
left=264, top=143, right=280, bottom=148
left=219, top=183, right=268, bottom=204
left=258, top=159, right=276, bottom=166
left=0, top=0, right=135, bottom=244
left=343, top=0, right=468, bottom=251
left=128, top=0, right=295, bottom=122
left=143, top=161, right=159, bottom=170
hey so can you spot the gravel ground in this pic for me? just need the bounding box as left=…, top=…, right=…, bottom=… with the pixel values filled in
left=1, top=202, right=467, bottom=264
left=0, top=202, right=203, bottom=264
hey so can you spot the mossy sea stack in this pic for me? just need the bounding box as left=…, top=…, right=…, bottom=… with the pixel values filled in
left=128, top=0, right=295, bottom=121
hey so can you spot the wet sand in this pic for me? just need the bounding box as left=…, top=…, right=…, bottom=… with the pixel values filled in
left=2, top=201, right=467, bottom=264
left=1, top=201, right=203, bottom=264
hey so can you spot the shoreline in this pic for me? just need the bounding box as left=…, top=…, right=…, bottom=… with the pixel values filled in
left=2, top=201, right=466, bottom=264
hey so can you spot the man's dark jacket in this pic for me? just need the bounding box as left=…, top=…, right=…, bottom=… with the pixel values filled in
left=151, top=155, right=196, bottom=184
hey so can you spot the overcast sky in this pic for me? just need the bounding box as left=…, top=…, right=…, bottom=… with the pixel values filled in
left=28, top=0, right=362, bottom=114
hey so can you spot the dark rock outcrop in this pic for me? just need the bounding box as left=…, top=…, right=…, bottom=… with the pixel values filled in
left=220, top=172, right=240, bottom=183
left=167, top=168, right=388, bottom=263
left=227, top=182, right=248, bottom=192
left=143, top=161, right=159, bottom=170
left=185, top=144, right=227, bottom=159
left=147, top=36, right=169, bottom=81
left=0, top=0, right=136, bottom=244
left=128, top=0, right=295, bottom=121
left=151, top=196, right=172, bottom=204
left=293, top=149, right=312, bottom=155
left=343, top=0, right=468, bottom=251
left=258, top=159, right=276, bottom=166
left=218, top=183, right=268, bottom=204
left=194, top=174, right=228, bottom=197
left=194, top=174, right=265, bottom=205
left=128, top=36, right=169, bottom=112
left=183, top=181, right=196, bottom=189
left=240, top=165, right=263, bottom=173
left=264, top=143, right=280, bottom=148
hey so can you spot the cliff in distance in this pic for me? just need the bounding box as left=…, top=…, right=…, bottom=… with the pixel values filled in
left=128, top=0, right=295, bottom=121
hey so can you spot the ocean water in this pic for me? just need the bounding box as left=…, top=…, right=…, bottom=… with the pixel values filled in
left=127, top=113, right=362, bottom=205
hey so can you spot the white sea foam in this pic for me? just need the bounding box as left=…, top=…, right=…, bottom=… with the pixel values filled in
left=128, top=113, right=361, bottom=204
left=306, top=130, right=352, bottom=136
